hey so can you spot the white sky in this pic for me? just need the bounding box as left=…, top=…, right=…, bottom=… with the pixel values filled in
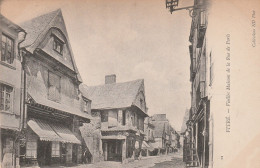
left=1, top=0, right=193, bottom=131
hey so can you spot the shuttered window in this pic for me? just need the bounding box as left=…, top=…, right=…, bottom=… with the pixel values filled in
left=48, top=71, right=61, bottom=102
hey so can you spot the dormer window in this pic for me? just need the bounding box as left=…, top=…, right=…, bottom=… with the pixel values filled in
left=53, top=37, right=63, bottom=55
left=140, top=98, right=143, bottom=109
left=83, top=98, right=91, bottom=113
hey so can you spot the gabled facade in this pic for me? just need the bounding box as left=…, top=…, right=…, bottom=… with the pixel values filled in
left=18, top=9, right=91, bottom=167
left=0, top=14, right=26, bottom=168
left=150, top=114, right=172, bottom=155
left=80, top=75, right=148, bottom=163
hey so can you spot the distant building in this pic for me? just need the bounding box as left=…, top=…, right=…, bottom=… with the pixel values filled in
left=150, top=114, right=172, bottom=155
left=80, top=75, right=148, bottom=163
left=19, top=9, right=92, bottom=167
left=142, top=116, right=155, bottom=156
left=0, top=14, right=26, bottom=168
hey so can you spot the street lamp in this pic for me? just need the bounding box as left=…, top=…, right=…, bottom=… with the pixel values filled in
left=165, top=0, right=205, bottom=17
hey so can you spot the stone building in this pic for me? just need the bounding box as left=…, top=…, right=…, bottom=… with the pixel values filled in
left=150, top=114, right=172, bottom=155
left=18, top=9, right=92, bottom=167
left=183, top=0, right=260, bottom=167
left=80, top=75, right=148, bottom=163
left=182, top=0, right=210, bottom=166
left=142, top=117, right=155, bottom=156
left=0, top=14, right=26, bottom=168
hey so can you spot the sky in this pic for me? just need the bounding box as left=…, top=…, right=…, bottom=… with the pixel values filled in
left=0, top=0, right=193, bottom=131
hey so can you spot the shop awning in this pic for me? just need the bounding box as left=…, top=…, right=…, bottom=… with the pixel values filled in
left=28, top=119, right=81, bottom=144
left=51, top=123, right=81, bottom=144
left=101, top=135, right=126, bottom=140
left=142, top=141, right=154, bottom=151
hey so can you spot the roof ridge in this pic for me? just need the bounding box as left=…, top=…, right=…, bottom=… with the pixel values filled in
left=87, top=78, right=144, bottom=88
left=20, top=9, right=60, bottom=25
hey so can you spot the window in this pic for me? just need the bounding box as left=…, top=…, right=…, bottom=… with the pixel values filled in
left=122, top=110, right=126, bottom=125
left=199, top=10, right=206, bottom=28
left=140, top=99, right=143, bottom=109
left=26, top=141, right=37, bottom=158
left=0, top=83, right=13, bottom=112
left=133, top=113, right=136, bottom=126
left=101, top=111, right=108, bottom=122
left=209, top=52, right=214, bottom=86
left=1, top=34, right=14, bottom=64
left=52, top=142, right=60, bottom=157
left=83, top=99, right=90, bottom=113
left=48, top=71, right=61, bottom=102
left=53, top=37, right=63, bottom=55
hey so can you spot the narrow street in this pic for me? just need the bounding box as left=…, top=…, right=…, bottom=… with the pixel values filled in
left=72, top=152, right=185, bottom=168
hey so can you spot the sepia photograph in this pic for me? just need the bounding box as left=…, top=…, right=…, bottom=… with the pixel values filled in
left=0, top=0, right=259, bottom=168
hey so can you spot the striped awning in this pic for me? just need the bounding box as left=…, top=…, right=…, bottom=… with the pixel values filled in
left=28, top=119, right=81, bottom=144
left=142, top=141, right=154, bottom=151
left=101, top=135, right=126, bottom=140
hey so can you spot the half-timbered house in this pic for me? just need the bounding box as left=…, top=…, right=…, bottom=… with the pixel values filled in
left=80, top=75, right=148, bottom=163
left=19, top=9, right=92, bottom=167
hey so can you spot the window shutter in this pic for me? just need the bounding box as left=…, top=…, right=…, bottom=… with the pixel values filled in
left=48, top=72, right=61, bottom=102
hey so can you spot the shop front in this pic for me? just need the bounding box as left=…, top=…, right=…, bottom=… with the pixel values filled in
left=101, top=130, right=144, bottom=163
left=0, top=113, right=21, bottom=168
left=20, top=118, right=82, bottom=167
left=1, top=129, right=19, bottom=168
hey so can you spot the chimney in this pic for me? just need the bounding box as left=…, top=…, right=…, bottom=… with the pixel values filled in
left=105, top=74, right=116, bottom=84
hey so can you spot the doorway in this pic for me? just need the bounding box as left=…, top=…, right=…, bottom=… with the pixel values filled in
left=72, top=144, right=78, bottom=164
left=37, top=141, right=52, bottom=166
left=103, top=140, right=122, bottom=162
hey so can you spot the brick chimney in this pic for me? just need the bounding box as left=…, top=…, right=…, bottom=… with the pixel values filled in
left=105, top=74, right=116, bottom=84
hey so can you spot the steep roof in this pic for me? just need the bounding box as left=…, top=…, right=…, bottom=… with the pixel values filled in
left=20, top=9, right=59, bottom=48
left=0, top=14, right=24, bottom=32
left=20, top=9, right=82, bottom=82
left=80, top=79, right=144, bottom=111
left=151, top=121, right=167, bottom=138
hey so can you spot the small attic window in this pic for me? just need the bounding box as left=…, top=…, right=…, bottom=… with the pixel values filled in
left=53, top=36, right=63, bottom=55
left=140, top=98, right=143, bottom=109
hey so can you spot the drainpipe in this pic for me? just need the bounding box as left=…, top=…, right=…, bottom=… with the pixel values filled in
left=18, top=31, right=27, bottom=131
left=14, top=30, right=27, bottom=168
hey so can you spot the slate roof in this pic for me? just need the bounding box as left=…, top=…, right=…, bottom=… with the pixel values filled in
left=20, top=9, right=59, bottom=48
left=80, top=79, right=145, bottom=111
left=20, top=9, right=82, bottom=82
left=151, top=121, right=167, bottom=138
left=0, top=14, right=24, bottom=32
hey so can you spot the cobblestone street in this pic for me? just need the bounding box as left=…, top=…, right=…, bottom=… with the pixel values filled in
left=57, top=152, right=185, bottom=168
